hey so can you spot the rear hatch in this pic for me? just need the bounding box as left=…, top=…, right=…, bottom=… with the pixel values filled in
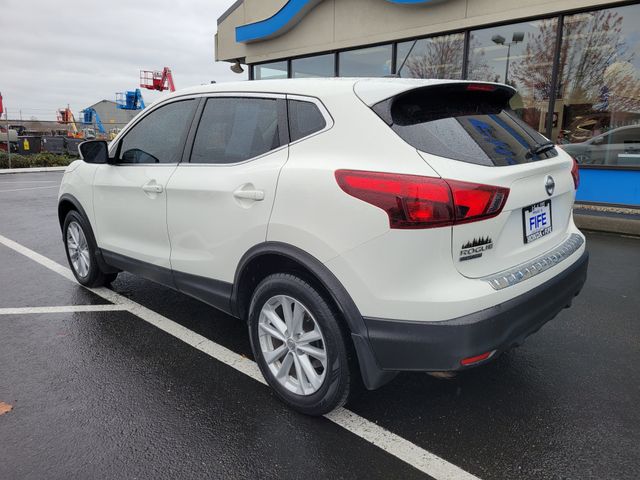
left=370, top=82, right=577, bottom=278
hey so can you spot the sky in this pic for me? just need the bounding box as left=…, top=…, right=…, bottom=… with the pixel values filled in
left=0, top=0, right=245, bottom=121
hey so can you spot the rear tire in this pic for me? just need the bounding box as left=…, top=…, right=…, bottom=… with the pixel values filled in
left=248, top=273, right=352, bottom=416
left=63, top=210, right=117, bottom=288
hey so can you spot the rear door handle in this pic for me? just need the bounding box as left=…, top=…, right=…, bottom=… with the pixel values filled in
left=142, top=182, right=163, bottom=194
left=233, top=187, right=265, bottom=201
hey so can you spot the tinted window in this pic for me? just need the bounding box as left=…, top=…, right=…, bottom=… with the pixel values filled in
left=288, top=100, right=326, bottom=142
left=292, top=54, right=335, bottom=78
left=191, top=98, right=281, bottom=164
left=375, top=85, right=557, bottom=166
left=339, top=45, right=392, bottom=77
left=119, top=100, right=195, bottom=164
left=468, top=18, right=558, bottom=136
left=556, top=5, right=640, bottom=167
left=254, top=61, right=288, bottom=80
left=396, top=34, right=465, bottom=80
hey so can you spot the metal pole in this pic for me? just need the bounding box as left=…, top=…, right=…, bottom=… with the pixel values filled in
left=5, top=109, right=11, bottom=170
left=505, top=43, right=511, bottom=84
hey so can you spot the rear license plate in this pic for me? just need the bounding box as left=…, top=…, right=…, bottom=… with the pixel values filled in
left=522, top=200, right=552, bottom=244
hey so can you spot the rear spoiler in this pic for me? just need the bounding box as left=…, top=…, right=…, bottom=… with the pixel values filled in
left=368, top=82, right=517, bottom=126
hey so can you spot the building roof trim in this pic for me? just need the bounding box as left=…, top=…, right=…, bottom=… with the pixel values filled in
left=218, top=0, right=244, bottom=25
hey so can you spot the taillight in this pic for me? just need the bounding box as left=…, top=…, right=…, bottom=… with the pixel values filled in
left=571, top=158, right=580, bottom=190
left=448, top=179, right=509, bottom=225
left=335, top=170, right=509, bottom=229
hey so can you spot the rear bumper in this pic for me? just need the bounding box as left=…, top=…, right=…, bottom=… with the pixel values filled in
left=362, top=250, right=589, bottom=373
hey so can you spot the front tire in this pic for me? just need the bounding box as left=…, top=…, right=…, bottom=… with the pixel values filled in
left=63, top=210, right=117, bottom=287
left=248, top=273, right=352, bottom=416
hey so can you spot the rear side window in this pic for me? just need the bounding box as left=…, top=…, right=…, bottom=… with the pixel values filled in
left=288, top=100, right=326, bottom=142
left=191, top=97, right=281, bottom=164
left=119, top=100, right=195, bottom=164
left=373, top=85, right=557, bottom=166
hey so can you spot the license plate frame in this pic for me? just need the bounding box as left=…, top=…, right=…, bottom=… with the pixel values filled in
left=522, top=200, right=553, bottom=244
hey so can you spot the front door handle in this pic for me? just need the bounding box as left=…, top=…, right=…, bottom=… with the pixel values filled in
left=142, top=181, right=163, bottom=194
left=233, top=187, right=265, bottom=201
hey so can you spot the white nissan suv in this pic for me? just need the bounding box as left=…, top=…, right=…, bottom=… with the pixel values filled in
left=58, top=79, right=588, bottom=415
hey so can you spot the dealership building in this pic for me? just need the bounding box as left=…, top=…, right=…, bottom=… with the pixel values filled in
left=216, top=0, right=640, bottom=206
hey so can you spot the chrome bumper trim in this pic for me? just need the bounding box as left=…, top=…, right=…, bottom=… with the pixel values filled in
left=482, top=234, right=585, bottom=290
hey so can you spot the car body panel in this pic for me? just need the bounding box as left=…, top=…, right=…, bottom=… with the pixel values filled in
left=166, top=148, right=289, bottom=283
left=93, top=163, right=179, bottom=269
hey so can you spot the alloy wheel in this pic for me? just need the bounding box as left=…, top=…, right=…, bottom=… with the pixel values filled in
left=258, top=295, right=327, bottom=396
left=66, top=221, right=90, bottom=278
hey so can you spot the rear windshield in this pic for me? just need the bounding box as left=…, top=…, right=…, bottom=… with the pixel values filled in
left=372, top=84, right=557, bottom=166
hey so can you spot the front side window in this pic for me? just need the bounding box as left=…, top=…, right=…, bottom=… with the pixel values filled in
left=118, top=100, right=195, bottom=164
left=190, top=97, right=281, bottom=164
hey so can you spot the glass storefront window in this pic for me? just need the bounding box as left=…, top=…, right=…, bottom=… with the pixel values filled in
left=339, top=45, right=392, bottom=77
left=254, top=61, right=288, bottom=80
left=468, top=19, right=558, bottom=135
left=292, top=54, right=335, bottom=78
left=556, top=5, right=640, bottom=167
left=396, top=33, right=464, bottom=79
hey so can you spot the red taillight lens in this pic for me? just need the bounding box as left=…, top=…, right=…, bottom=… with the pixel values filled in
left=571, top=158, right=580, bottom=190
left=335, top=170, right=454, bottom=229
left=466, top=83, right=497, bottom=92
left=335, top=170, right=510, bottom=229
left=448, top=180, right=509, bottom=225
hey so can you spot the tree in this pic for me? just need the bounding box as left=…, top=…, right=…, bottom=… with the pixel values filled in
left=510, top=19, right=558, bottom=102
left=398, top=34, right=492, bottom=80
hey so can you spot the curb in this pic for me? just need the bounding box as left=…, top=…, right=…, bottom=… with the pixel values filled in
left=0, top=166, right=68, bottom=174
left=574, top=204, right=640, bottom=237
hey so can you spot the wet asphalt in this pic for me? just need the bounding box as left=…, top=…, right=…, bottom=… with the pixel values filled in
left=0, top=171, right=639, bottom=480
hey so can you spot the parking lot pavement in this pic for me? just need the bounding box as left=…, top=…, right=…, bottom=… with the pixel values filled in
left=1, top=171, right=639, bottom=480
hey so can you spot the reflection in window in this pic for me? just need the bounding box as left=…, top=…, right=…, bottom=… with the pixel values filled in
left=396, top=34, right=464, bottom=79
left=190, top=98, right=281, bottom=164
left=254, top=61, right=288, bottom=80
left=468, top=19, right=558, bottom=135
left=292, top=54, right=335, bottom=78
left=288, top=100, right=326, bottom=141
left=119, top=100, right=195, bottom=164
left=556, top=5, right=640, bottom=167
left=339, top=45, right=392, bottom=77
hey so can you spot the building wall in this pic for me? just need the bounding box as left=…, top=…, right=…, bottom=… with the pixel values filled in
left=216, top=0, right=629, bottom=63
left=88, top=100, right=138, bottom=130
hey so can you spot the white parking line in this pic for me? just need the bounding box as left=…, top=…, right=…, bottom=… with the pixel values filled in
left=0, top=305, right=129, bottom=315
left=0, top=180, right=58, bottom=184
left=0, top=233, right=480, bottom=480
left=0, top=186, right=59, bottom=193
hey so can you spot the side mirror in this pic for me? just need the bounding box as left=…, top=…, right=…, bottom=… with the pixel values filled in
left=79, top=140, right=109, bottom=164
left=592, top=136, right=604, bottom=145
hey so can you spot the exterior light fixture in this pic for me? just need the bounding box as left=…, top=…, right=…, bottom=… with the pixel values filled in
left=231, top=60, right=245, bottom=74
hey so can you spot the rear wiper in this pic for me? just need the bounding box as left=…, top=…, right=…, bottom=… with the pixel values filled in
left=527, top=141, right=556, bottom=158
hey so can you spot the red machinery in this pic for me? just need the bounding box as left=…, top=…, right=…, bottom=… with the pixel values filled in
left=140, top=67, right=176, bottom=92
left=0, top=91, right=4, bottom=118
left=56, top=107, right=82, bottom=138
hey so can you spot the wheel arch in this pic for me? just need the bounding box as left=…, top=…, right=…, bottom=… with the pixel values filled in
left=231, top=241, right=397, bottom=390
left=58, top=193, right=119, bottom=275
left=58, top=194, right=91, bottom=232
left=232, top=243, right=361, bottom=329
